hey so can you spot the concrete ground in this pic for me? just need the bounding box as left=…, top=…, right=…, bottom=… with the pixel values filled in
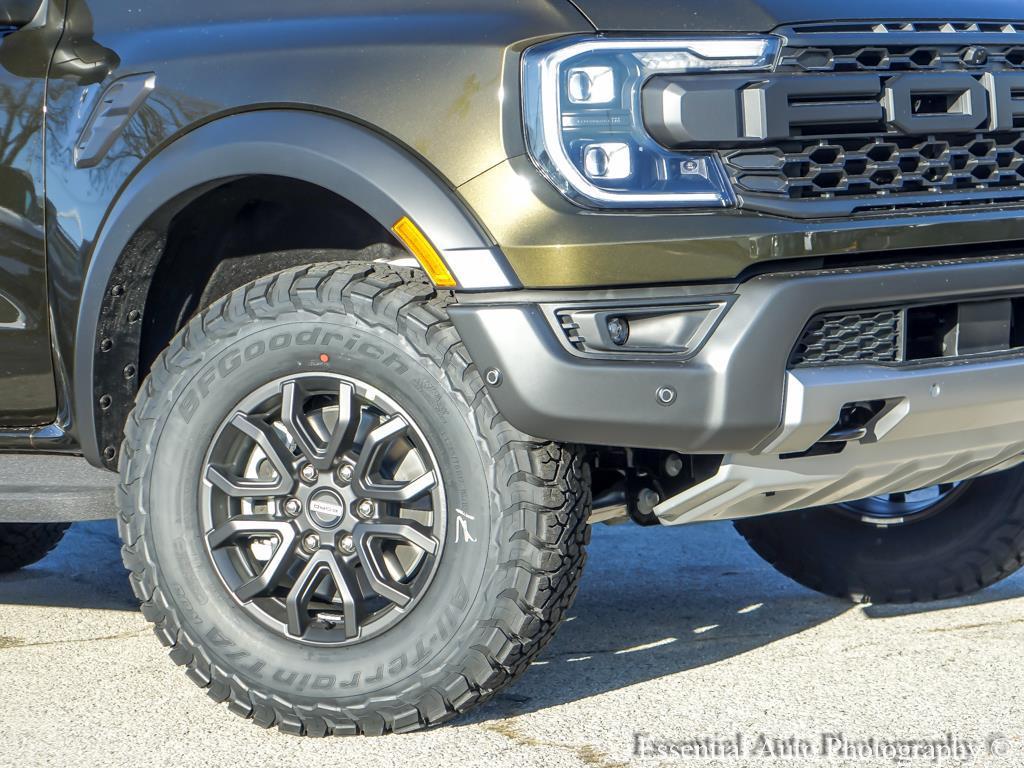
left=2, top=516, right=1024, bottom=768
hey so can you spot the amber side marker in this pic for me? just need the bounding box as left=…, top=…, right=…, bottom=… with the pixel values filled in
left=391, top=216, right=457, bottom=288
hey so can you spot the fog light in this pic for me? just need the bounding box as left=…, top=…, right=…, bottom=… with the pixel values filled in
left=606, top=316, right=630, bottom=346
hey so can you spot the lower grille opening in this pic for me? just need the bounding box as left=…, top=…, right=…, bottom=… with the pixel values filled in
left=791, top=295, right=1024, bottom=367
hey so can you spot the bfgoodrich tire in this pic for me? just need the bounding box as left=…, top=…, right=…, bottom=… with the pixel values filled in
left=0, top=523, right=70, bottom=573
left=734, top=466, right=1024, bottom=604
left=118, top=262, right=590, bottom=735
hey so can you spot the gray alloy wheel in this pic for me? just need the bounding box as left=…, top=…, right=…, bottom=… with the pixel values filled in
left=201, top=372, right=446, bottom=646
left=836, top=481, right=969, bottom=527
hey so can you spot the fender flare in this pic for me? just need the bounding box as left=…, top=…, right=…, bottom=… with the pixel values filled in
left=74, top=108, right=516, bottom=466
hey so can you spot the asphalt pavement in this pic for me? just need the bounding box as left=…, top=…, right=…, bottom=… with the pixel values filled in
left=2, top=511, right=1024, bottom=767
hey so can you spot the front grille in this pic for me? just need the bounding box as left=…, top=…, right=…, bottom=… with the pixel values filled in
left=729, top=21, right=1024, bottom=216
left=790, top=296, right=1024, bottom=368
left=777, top=20, right=1024, bottom=75
left=777, top=42, right=1024, bottom=75
left=790, top=309, right=900, bottom=367
left=727, top=131, right=1024, bottom=201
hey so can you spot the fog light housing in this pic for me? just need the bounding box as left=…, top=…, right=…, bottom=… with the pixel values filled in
left=556, top=301, right=730, bottom=358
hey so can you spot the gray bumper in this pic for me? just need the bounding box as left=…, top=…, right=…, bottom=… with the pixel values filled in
left=452, top=254, right=1024, bottom=524
left=654, top=360, right=1024, bottom=524
left=450, top=254, right=1024, bottom=454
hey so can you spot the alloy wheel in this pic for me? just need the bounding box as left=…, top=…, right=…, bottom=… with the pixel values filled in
left=200, top=373, right=446, bottom=646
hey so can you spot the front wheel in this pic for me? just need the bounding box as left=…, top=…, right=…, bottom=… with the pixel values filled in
left=734, top=466, right=1024, bottom=604
left=118, top=263, right=590, bottom=735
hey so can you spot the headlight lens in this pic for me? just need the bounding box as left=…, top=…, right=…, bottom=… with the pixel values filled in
left=522, top=36, right=780, bottom=209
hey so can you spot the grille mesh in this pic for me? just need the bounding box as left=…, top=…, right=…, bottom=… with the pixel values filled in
left=790, top=310, right=901, bottom=367
left=777, top=43, right=1024, bottom=73
left=726, top=132, right=1024, bottom=200
left=731, top=23, right=1024, bottom=213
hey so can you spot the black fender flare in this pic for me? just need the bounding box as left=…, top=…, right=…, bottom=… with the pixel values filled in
left=74, top=108, right=512, bottom=466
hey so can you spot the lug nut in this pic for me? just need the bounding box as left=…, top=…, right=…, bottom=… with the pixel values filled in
left=336, top=464, right=354, bottom=484
left=302, top=533, right=319, bottom=552
left=300, top=464, right=318, bottom=483
left=283, top=498, right=302, bottom=517
left=355, top=499, right=375, bottom=519
left=339, top=534, right=355, bottom=554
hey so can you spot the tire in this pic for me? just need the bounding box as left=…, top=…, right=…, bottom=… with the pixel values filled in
left=0, top=523, right=70, bottom=573
left=734, top=466, right=1024, bottom=604
left=117, top=262, right=590, bottom=735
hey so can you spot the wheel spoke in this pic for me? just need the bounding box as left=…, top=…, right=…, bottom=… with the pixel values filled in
left=352, top=416, right=437, bottom=502
left=285, top=549, right=360, bottom=639
left=206, top=517, right=297, bottom=601
left=361, top=470, right=437, bottom=503
left=206, top=413, right=294, bottom=498
left=352, top=520, right=439, bottom=607
left=280, top=379, right=358, bottom=471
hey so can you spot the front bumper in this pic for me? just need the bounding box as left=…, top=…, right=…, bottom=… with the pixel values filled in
left=451, top=254, right=1024, bottom=522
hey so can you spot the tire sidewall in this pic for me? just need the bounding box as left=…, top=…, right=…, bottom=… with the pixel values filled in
left=144, top=309, right=498, bottom=701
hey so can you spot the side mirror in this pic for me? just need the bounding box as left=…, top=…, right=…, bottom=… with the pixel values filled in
left=0, top=0, right=119, bottom=85
left=0, top=1, right=45, bottom=30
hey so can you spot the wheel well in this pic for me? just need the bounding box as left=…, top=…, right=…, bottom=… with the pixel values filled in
left=94, top=174, right=407, bottom=466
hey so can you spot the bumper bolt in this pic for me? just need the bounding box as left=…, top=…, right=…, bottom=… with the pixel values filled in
left=336, top=464, right=354, bottom=484
left=302, top=533, right=319, bottom=553
left=485, top=368, right=502, bottom=387
left=355, top=499, right=375, bottom=519
left=339, top=534, right=355, bottom=554
left=637, top=488, right=660, bottom=516
left=283, top=498, right=302, bottom=517
left=300, top=464, right=318, bottom=483
left=665, top=453, right=684, bottom=477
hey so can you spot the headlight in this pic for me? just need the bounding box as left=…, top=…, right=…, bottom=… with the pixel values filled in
left=522, top=36, right=780, bottom=209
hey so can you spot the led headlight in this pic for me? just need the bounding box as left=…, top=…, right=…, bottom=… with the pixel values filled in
left=522, top=36, right=780, bottom=209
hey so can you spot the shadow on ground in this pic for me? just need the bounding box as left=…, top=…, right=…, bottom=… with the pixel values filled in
left=0, top=520, right=136, bottom=611
left=3, top=517, right=1023, bottom=722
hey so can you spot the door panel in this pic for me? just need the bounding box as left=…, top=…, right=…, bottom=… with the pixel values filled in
left=0, top=1, right=59, bottom=425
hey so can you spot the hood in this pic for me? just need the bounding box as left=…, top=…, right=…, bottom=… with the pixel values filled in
left=565, top=0, right=1024, bottom=33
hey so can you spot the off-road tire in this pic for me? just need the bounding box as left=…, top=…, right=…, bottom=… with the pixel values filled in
left=117, top=261, right=590, bottom=735
left=0, top=523, right=70, bottom=573
left=734, top=466, right=1024, bottom=604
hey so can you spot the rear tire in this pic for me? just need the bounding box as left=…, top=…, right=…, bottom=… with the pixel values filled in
left=118, top=262, right=590, bottom=735
left=0, top=523, right=70, bottom=573
left=734, top=466, right=1024, bottom=604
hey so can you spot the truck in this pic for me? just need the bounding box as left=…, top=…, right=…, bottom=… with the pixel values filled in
left=2, top=0, right=1024, bottom=736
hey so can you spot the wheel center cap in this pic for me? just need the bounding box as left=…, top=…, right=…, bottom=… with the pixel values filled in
left=307, top=489, right=346, bottom=529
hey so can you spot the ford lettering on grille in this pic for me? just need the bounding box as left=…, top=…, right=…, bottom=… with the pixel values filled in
left=644, top=71, right=1024, bottom=146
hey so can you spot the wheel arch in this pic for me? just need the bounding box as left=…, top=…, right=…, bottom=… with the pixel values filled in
left=74, top=108, right=514, bottom=467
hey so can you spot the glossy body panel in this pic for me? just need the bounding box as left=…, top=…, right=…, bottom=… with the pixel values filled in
left=4, top=0, right=1024, bottom=464
left=40, top=0, right=588, bottom=458
left=0, top=4, right=59, bottom=425
left=459, top=156, right=1024, bottom=288
left=566, top=0, right=1024, bottom=32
